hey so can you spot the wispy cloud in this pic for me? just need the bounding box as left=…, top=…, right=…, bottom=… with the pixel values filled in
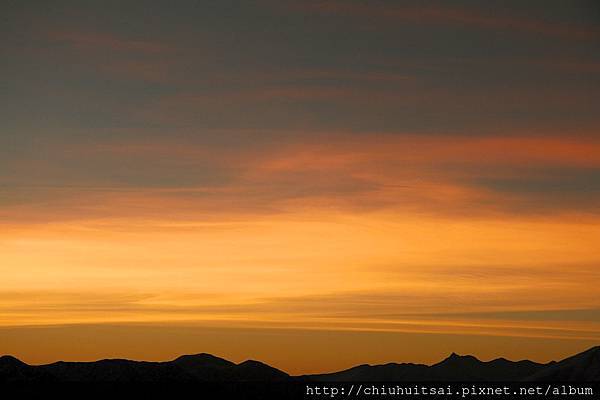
left=285, top=1, right=600, bottom=41
left=2, top=133, right=600, bottom=226
left=46, top=30, right=170, bottom=53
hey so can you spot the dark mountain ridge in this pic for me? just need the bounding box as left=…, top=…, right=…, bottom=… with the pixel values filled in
left=0, top=353, right=288, bottom=383
left=1, top=346, right=598, bottom=382
left=524, top=346, right=600, bottom=382
left=303, top=352, right=552, bottom=382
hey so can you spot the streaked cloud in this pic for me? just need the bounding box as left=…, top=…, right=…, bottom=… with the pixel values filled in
left=1, top=0, right=599, bottom=370
left=285, top=0, right=600, bottom=40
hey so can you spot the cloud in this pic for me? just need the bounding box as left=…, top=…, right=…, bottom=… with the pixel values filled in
left=2, top=133, right=600, bottom=224
left=428, top=309, right=600, bottom=323
left=285, top=1, right=600, bottom=41
left=46, top=30, right=170, bottom=53
left=1, top=287, right=599, bottom=342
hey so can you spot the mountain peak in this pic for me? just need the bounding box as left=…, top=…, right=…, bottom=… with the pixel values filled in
left=0, top=355, right=26, bottom=367
left=238, top=360, right=266, bottom=367
left=173, top=353, right=235, bottom=368
left=1, top=346, right=598, bottom=383
left=440, top=352, right=480, bottom=364
left=235, top=359, right=289, bottom=380
left=523, top=346, right=600, bottom=381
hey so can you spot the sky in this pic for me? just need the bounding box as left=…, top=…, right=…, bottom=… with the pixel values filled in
left=1, top=0, right=600, bottom=374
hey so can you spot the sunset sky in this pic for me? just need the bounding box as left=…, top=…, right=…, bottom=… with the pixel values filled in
left=1, top=0, right=600, bottom=374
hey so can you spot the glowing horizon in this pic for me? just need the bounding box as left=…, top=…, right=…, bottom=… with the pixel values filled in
left=1, top=0, right=599, bottom=374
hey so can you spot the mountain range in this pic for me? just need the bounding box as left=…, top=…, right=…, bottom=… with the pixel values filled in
left=1, top=346, right=598, bottom=382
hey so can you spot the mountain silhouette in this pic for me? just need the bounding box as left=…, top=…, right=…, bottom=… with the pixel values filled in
left=1, top=347, right=598, bottom=382
left=0, top=353, right=288, bottom=383
left=303, top=352, right=549, bottom=381
left=173, top=353, right=235, bottom=369
left=0, top=355, right=53, bottom=382
left=524, top=346, right=600, bottom=382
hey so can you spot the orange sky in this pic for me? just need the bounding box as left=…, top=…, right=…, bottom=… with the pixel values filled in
left=1, top=0, right=599, bottom=374
left=2, top=134, right=599, bottom=372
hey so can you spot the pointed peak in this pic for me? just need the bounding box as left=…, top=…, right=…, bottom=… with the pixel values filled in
left=438, top=352, right=480, bottom=365
left=447, top=352, right=472, bottom=360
